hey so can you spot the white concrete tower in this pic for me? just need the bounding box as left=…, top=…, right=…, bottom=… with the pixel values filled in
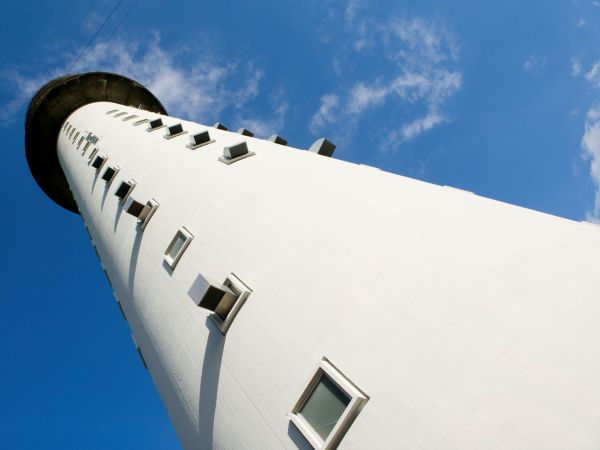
left=26, top=72, right=600, bottom=450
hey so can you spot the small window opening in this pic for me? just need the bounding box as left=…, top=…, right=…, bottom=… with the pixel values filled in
left=308, top=138, right=336, bottom=157
left=123, top=114, right=138, bottom=121
left=114, top=112, right=127, bottom=118
left=82, top=141, right=91, bottom=155
left=236, top=127, right=254, bottom=137
left=187, top=130, right=213, bottom=149
left=188, top=272, right=252, bottom=334
left=218, top=142, right=255, bottom=165
left=91, top=155, right=107, bottom=170
left=101, top=166, right=119, bottom=183
left=77, top=136, right=85, bottom=148
left=115, top=180, right=136, bottom=202
left=268, top=134, right=288, bottom=146
left=126, top=198, right=159, bottom=229
left=73, top=131, right=80, bottom=143
left=164, top=123, right=186, bottom=140
left=289, top=359, right=369, bottom=450
left=106, top=109, right=119, bottom=115
left=164, top=228, right=193, bottom=269
left=133, top=118, right=149, bottom=126
left=63, top=121, right=70, bottom=131
left=146, top=118, right=164, bottom=132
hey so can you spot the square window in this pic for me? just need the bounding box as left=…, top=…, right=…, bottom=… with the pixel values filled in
left=218, top=141, right=255, bottom=165
left=289, top=359, right=368, bottom=450
left=163, top=123, right=186, bottom=140
left=186, top=131, right=214, bottom=150
left=189, top=272, right=252, bottom=334
left=101, top=166, right=119, bottom=183
left=164, top=228, right=193, bottom=269
left=125, top=198, right=159, bottom=229
left=91, top=155, right=106, bottom=170
left=126, top=200, right=146, bottom=218
left=146, top=118, right=164, bottom=131
left=115, top=180, right=136, bottom=202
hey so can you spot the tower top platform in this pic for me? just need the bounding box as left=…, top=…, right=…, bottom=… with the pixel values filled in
left=25, top=72, right=166, bottom=213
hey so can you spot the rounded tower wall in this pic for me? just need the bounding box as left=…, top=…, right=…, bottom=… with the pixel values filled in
left=53, top=99, right=600, bottom=449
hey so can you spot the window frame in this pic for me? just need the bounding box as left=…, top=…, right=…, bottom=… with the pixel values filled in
left=91, top=155, right=107, bottom=171
left=101, top=165, right=119, bottom=184
left=289, top=359, right=368, bottom=450
left=114, top=179, right=136, bottom=203
left=209, top=273, right=252, bottom=334
left=164, top=227, right=194, bottom=269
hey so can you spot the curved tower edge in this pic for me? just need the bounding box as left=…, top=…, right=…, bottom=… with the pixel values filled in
left=24, top=72, right=168, bottom=213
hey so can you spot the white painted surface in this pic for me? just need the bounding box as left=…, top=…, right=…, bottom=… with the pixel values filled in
left=57, top=102, right=600, bottom=450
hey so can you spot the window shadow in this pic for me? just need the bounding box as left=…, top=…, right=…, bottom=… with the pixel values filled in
left=100, top=183, right=110, bottom=210
left=91, top=170, right=100, bottom=195
left=128, top=229, right=144, bottom=293
left=197, top=317, right=225, bottom=448
left=113, top=201, right=125, bottom=233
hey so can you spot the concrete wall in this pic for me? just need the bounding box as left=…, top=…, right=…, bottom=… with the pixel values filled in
left=57, top=101, right=600, bottom=449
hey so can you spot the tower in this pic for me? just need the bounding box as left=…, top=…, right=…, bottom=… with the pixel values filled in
left=25, top=72, right=600, bottom=449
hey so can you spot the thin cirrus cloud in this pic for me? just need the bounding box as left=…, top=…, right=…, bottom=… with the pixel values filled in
left=581, top=62, right=600, bottom=222
left=309, top=14, right=462, bottom=147
left=0, top=34, right=279, bottom=130
left=522, top=55, right=548, bottom=74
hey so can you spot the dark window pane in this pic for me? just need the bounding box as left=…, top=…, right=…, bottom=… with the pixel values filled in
left=299, top=374, right=351, bottom=440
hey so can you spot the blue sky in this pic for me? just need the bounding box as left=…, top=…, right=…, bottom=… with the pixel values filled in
left=1, top=0, right=600, bottom=448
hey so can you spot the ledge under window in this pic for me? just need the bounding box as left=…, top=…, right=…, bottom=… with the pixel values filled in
left=289, top=359, right=368, bottom=450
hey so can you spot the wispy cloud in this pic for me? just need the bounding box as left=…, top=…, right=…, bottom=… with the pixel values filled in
left=309, top=12, right=462, bottom=149
left=310, top=94, right=340, bottom=133
left=0, top=33, right=281, bottom=128
left=581, top=106, right=600, bottom=222
left=572, top=58, right=582, bottom=77
left=236, top=88, right=289, bottom=137
left=585, top=62, right=600, bottom=87
left=522, top=55, right=547, bottom=74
